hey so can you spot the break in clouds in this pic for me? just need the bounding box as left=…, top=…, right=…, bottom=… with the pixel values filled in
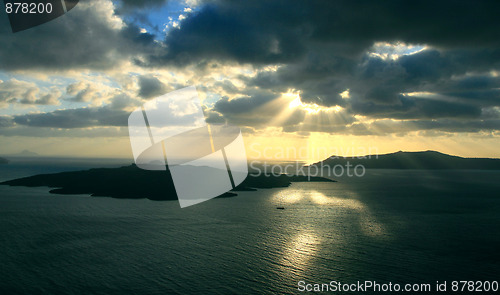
left=0, top=0, right=499, bottom=137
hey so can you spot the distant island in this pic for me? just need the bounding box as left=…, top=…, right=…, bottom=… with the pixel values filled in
left=8, top=150, right=39, bottom=157
left=0, top=150, right=39, bottom=163
left=0, top=164, right=334, bottom=201
left=16, top=150, right=39, bottom=157
left=310, top=150, right=500, bottom=170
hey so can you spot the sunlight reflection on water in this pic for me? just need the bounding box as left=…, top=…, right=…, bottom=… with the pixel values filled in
left=1, top=170, right=500, bottom=294
left=279, top=231, right=320, bottom=278
left=271, top=188, right=386, bottom=238
left=267, top=184, right=390, bottom=287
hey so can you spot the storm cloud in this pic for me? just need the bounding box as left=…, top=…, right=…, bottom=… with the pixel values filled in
left=147, top=0, right=500, bottom=66
left=0, top=0, right=156, bottom=71
left=1, top=0, right=500, bottom=137
left=134, top=0, right=500, bottom=134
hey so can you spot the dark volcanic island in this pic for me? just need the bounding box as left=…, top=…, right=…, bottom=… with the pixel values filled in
left=309, top=150, right=500, bottom=170
left=0, top=164, right=334, bottom=201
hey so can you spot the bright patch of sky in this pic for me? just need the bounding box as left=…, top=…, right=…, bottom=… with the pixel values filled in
left=368, top=42, right=427, bottom=60
left=114, top=0, right=198, bottom=40
left=202, top=92, right=222, bottom=108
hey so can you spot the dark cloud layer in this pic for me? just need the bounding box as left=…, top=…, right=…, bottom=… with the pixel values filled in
left=147, top=0, right=500, bottom=66
left=12, top=107, right=129, bottom=128
left=0, top=115, right=14, bottom=128
left=137, top=75, right=169, bottom=98
left=143, top=0, right=500, bottom=132
left=214, top=90, right=278, bottom=115
left=119, top=0, right=169, bottom=8
left=1, top=0, right=500, bottom=136
left=0, top=0, right=156, bottom=70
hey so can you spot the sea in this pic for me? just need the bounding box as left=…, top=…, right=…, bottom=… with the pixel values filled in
left=0, top=158, right=499, bottom=294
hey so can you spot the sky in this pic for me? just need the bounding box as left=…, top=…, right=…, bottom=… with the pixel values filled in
left=0, top=0, right=499, bottom=162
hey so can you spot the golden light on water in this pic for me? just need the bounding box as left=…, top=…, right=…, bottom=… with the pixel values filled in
left=308, top=192, right=365, bottom=210
left=273, top=188, right=388, bottom=280
left=272, top=189, right=386, bottom=238
left=280, top=231, right=320, bottom=277
left=272, top=189, right=364, bottom=209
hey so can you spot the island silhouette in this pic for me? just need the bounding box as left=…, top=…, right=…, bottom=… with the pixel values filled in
left=0, top=164, right=333, bottom=201
left=309, top=150, right=500, bottom=170
left=0, top=157, right=8, bottom=164
left=2, top=151, right=499, bottom=201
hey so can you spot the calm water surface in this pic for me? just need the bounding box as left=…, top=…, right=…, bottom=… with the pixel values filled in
left=1, top=162, right=499, bottom=294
